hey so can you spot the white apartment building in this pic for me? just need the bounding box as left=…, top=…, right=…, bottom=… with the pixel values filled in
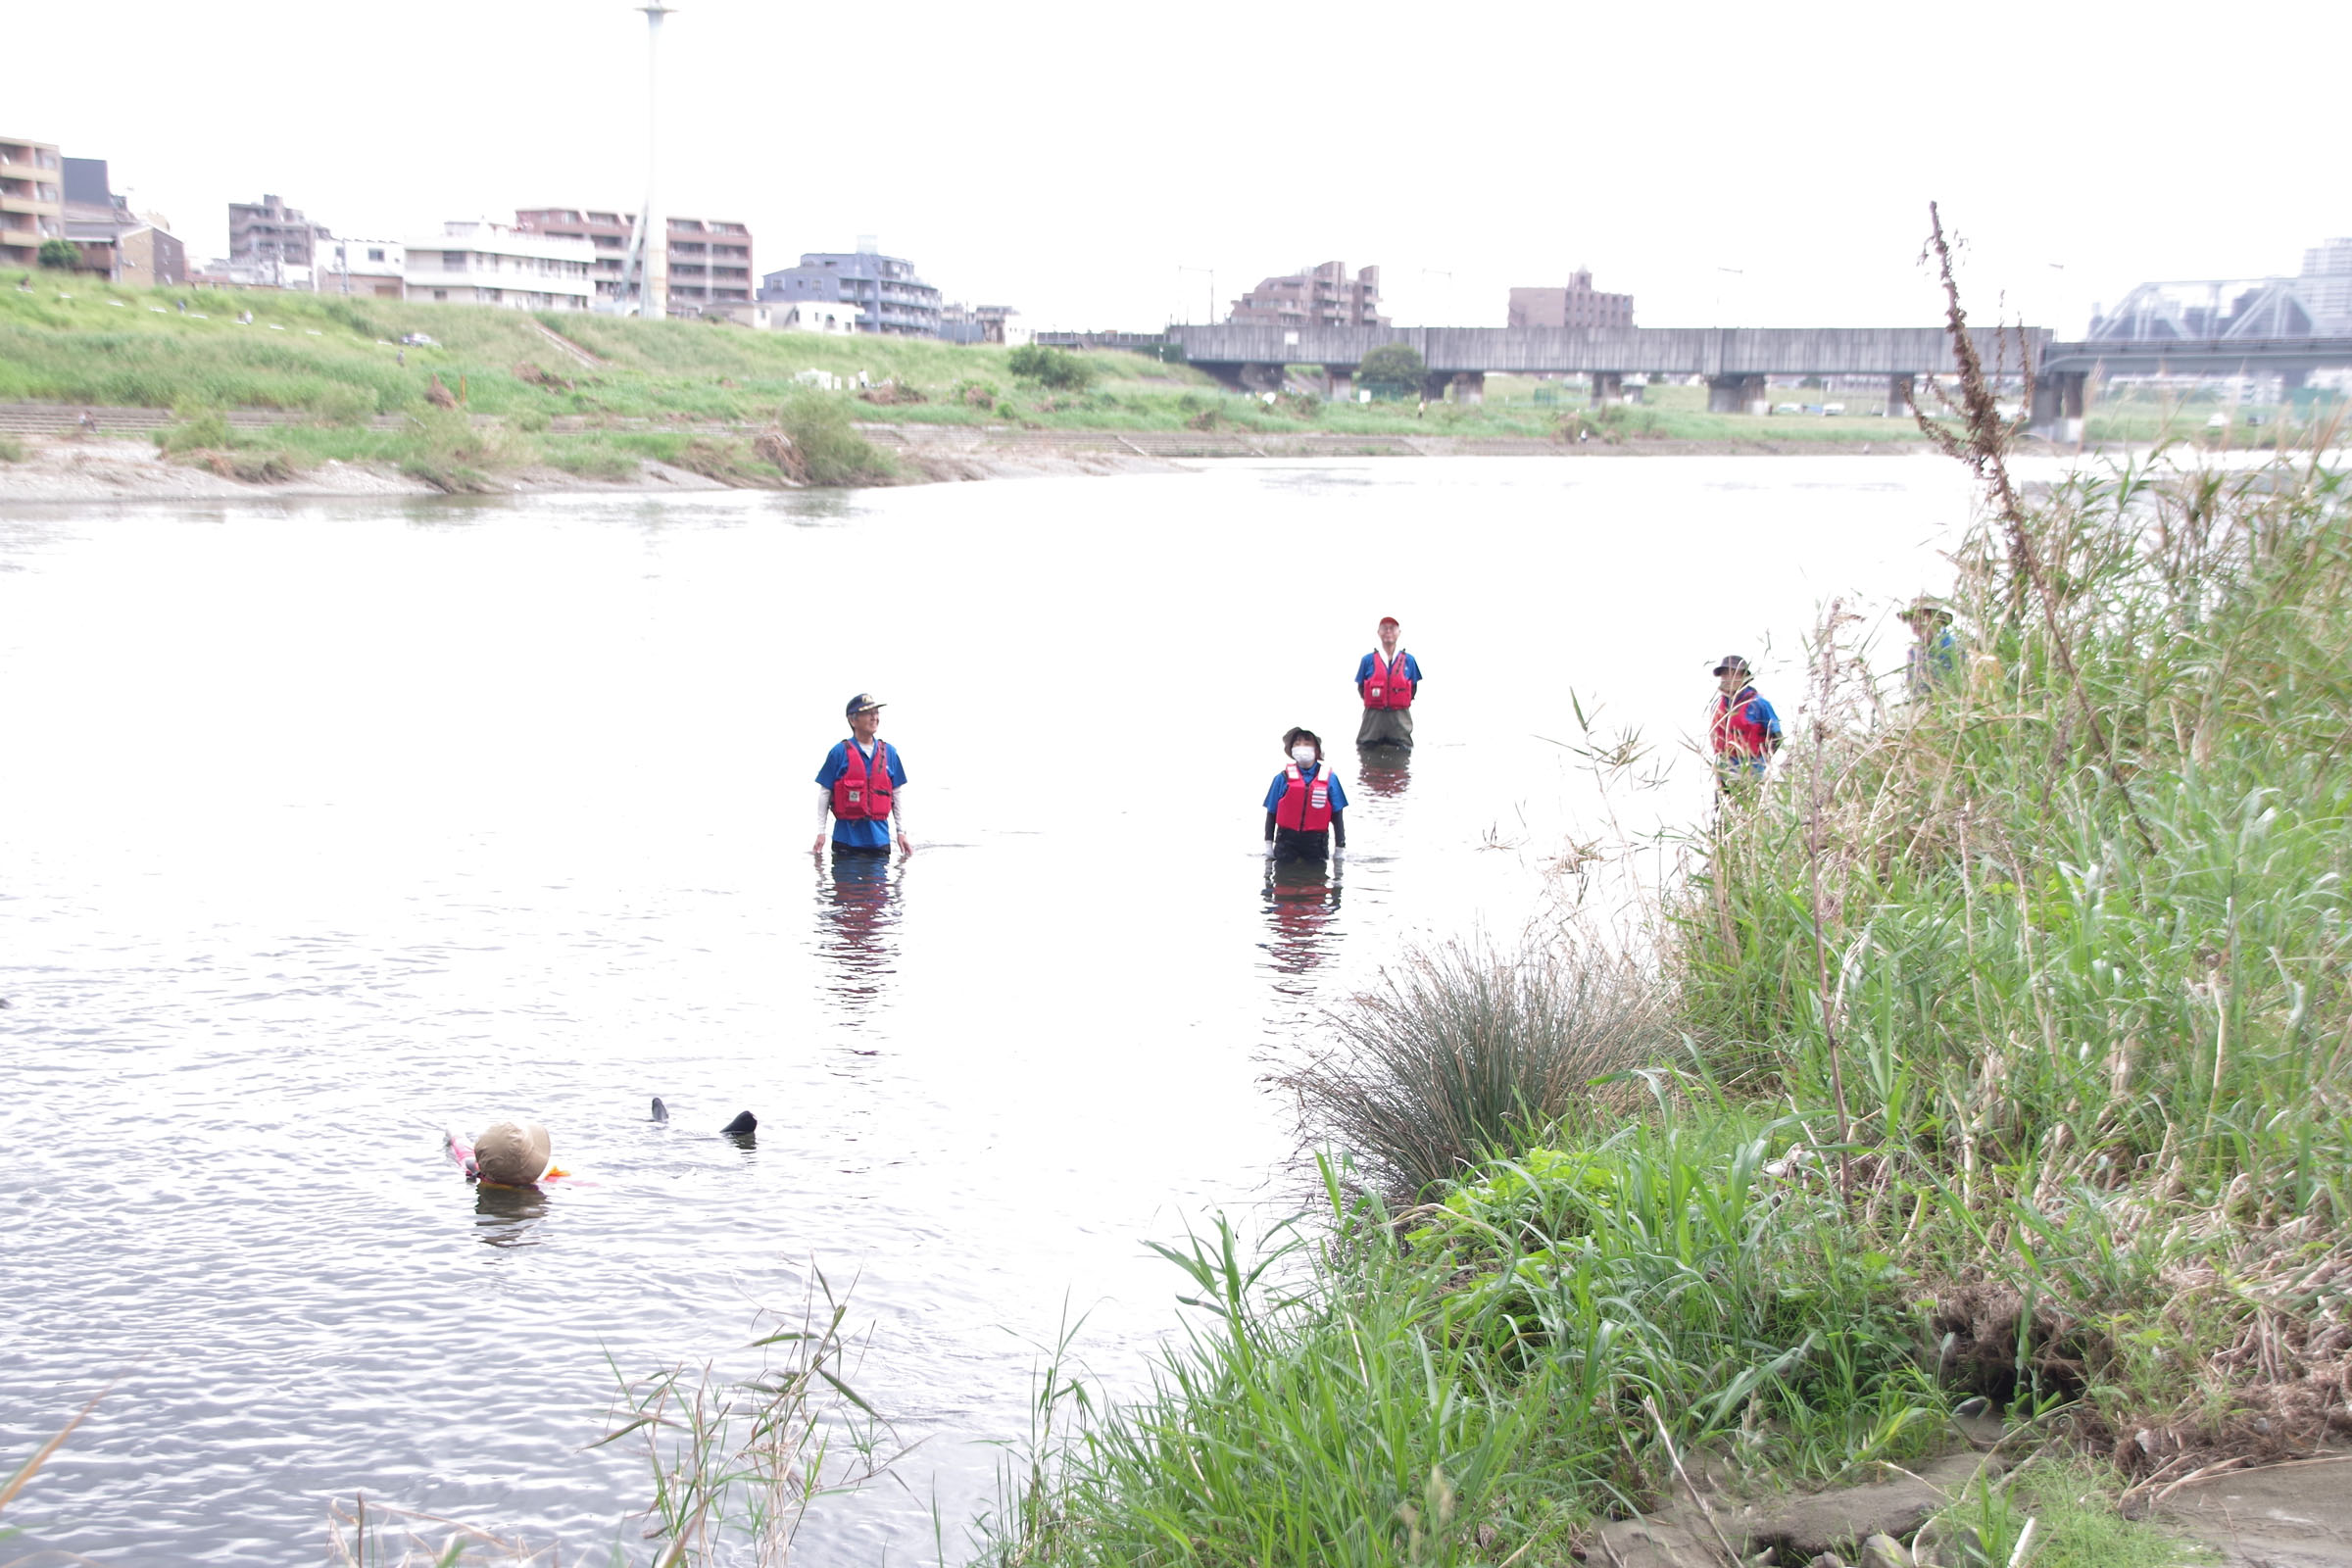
left=316, top=237, right=408, bottom=299
left=402, top=221, right=593, bottom=310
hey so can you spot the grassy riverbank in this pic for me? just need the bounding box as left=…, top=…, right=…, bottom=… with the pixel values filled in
left=0, top=281, right=1973, bottom=492
left=973, top=436, right=2352, bottom=1566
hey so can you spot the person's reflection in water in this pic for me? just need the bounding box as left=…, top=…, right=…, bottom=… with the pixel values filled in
left=1259, top=855, right=1344, bottom=990
left=1353, top=745, right=1411, bottom=800
left=472, top=1183, right=551, bottom=1250
left=816, top=851, right=904, bottom=1014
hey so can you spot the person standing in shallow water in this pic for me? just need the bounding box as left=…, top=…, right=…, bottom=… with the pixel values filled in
left=1263, top=726, right=1349, bottom=862
left=1707, top=655, right=1783, bottom=792
left=812, top=693, right=911, bottom=858
left=1354, top=615, right=1422, bottom=750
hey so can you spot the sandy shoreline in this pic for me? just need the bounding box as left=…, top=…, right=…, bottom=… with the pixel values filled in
left=0, top=424, right=1972, bottom=506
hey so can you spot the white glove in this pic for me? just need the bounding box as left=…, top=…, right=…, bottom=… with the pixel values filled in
left=1262, top=841, right=1277, bottom=858
left=1332, top=846, right=1347, bottom=863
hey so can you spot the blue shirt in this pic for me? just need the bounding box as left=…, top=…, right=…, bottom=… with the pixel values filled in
left=1353, top=651, right=1424, bottom=692
left=816, top=739, right=908, bottom=847
left=1263, top=763, right=1349, bottom=815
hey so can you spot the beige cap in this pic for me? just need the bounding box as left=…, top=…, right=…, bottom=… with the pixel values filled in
left=472, top=1120, right=552, bottom=1186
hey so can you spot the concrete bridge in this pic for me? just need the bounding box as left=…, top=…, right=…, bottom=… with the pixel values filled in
left=1164, top=323, right=2054, bottom=414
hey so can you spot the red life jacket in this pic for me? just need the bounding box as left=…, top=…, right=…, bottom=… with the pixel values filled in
left=1712, top=690, right=1772, bottom=759
left=830, top=739, right=895, bottom=820
left=1276, top=762, right=1335, bottom=831
left=1361, top=649, right=1415, bottom=710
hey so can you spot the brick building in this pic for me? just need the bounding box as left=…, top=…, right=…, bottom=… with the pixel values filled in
left=1, top=134, right=64, bottom=270
left=1507, top=270, right=1633, bottom=330
left=514, top=208, right=754, bottom=313
left=1228, top=261, right=1384, bottom=327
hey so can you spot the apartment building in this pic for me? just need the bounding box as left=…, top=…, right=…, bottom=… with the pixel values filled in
left=515, top=208, right=754, bottom=312
left=403, top=221, right=594, bottom=310
left=228, top=193, right=330, bottom=281
left=317, top=237, right=408, bottom=299
left=1, top=134, right=65, bottom=270
left=756, top=242, right=942, bottom=335
left=1507, top=270, right=1634, bottom=330
left=55, top=156, right=185, bottom=286
left=1229, top=261, right=1385, bottom=327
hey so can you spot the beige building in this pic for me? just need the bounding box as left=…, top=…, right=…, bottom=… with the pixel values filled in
left=1, top=134, right=65, bottom=270
left=316, top=237, right=407, bottom=299
left=228, top=193, right=329, bottom=279
left=1507, top=270, right=1634, bottom=330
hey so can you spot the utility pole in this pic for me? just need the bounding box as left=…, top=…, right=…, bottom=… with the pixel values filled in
left=617, top=2, right=674, bottom=317
left=1177, top=265, right=1214, bottom=324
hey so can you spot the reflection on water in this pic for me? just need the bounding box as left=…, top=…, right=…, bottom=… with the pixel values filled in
left=472, top=1183, right=551, bottom=1249
left=1353, top=745, right=1411, bottom=799
left=817, top=851, right=902, bottom=1012
left=1259, top=858, right=1345, bottom=989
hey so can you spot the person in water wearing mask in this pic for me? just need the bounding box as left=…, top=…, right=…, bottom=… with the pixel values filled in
left=1263, top=726, right=1349, bottom=861
left=1353, top=616, right=1423, bottom=750
left=812, top=693, right=911, bottom=858
left=1708, top=655, right=1784, bottom=792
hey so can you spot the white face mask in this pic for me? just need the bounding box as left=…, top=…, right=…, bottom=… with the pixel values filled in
left=1292, top=746, right=1318, bottom=766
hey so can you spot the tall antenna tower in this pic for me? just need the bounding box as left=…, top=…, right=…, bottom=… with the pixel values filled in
left=615, top=2, right=674, bottom=317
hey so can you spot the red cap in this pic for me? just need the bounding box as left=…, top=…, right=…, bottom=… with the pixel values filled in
left=1378, top=615, right=1400, bottom=627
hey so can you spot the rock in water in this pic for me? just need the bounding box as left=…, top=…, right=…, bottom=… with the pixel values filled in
left=720, top=1111, right=757, bottom=1136
left=650, top=1097, right=668, bottom=1122
left=473, top=1120, right=552, bottom=1185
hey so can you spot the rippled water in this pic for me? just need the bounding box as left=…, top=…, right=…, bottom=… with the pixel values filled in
left=2, top=456, right=1991, bottom=1563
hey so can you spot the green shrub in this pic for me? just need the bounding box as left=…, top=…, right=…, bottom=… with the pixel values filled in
left=1358, top=342, right=1427, bottom=387
left=156, top=407, right=230, bottom=453
left=306, top=385, right=373, bottom=426
left=0, top=433, right=24, bottom=463
left=509, top=406, right=552, bottom=433
left=1005, top=345, right=1098, bottom=391
left=774, top=391, right=893, bottom=487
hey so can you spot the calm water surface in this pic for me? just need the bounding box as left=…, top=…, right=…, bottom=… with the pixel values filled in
left=2, top=456, right=1996, bottom=1563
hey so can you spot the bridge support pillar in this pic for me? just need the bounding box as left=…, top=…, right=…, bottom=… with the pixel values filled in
left=1590, top=372, right=1622, bottom=407
left=1448, top=372, right=1486, bottom=405
left=1327, top=369, right=1354, bottom=402
left=1707, top=375, right=1767, bottom=415
left=2031, top=370, right=2087, bottom=443
left=1625, top=379, right=1644, bottom=404
left=1886, top=375, right=1914, bottom=417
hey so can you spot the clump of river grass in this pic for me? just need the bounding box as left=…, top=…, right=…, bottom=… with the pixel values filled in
left=974, top=222, right=2350, bottom=1565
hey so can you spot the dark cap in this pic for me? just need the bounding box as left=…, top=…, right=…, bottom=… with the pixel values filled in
left=1710, top=655, right=1750, bottom=677
left=845, top=692, right=886, bottom=716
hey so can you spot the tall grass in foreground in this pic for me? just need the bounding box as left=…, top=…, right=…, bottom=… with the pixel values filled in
left=1279, top=937, right=1672, bottom=1200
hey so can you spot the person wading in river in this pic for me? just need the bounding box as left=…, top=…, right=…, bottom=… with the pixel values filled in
left=1263, top=726, right=1349, bottom=863
left=1354, top=616, right=1423, bottom=750
left=812, top=693, right=911, bottom=858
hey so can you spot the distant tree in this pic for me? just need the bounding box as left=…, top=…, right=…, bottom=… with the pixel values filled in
left=37, top=238, right=80, bottom=270
left=1006, top=344, right=1100, bottom=391
left=1357, top=342, right=1426, bottom=390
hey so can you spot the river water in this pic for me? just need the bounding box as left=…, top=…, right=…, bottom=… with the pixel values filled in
left=1, top=455, right=1995, bottom=1564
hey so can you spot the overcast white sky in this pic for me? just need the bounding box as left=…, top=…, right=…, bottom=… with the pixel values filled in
left=13, top=0, right=2348, bottom=333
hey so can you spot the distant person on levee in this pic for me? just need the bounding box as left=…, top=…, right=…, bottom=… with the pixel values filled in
left=1353, top=615, right=1423, bottom=750
left=1263, top=726, right=1349, bottom=863
left=812, top=693, right=911, bottom=858
left=1708, top=655, right=1783, bottom=793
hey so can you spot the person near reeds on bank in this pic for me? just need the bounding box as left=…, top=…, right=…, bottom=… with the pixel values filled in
left=1899, top=598, right=1963, bottom=698
left=1353, top=615, right=1423, bottom=749
left=811, top=693, right=911, bottom=858
left=1263, top=726, right=1349, bottom=862
left=1708, top=655, right=1783, bottom=791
